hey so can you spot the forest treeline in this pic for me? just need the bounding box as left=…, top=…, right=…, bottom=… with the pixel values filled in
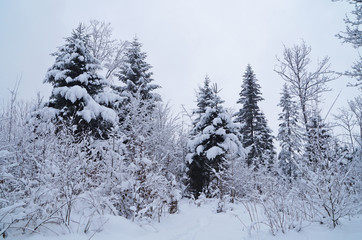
left=0, top=1, right=361, bottom=237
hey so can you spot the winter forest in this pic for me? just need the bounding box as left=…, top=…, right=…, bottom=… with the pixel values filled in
left=0, top=1, right=361, bottom=240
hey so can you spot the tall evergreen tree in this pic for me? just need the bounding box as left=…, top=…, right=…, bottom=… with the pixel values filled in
left=257, top=112, right=276, bottom=167
left=44, top=24, right=117, bottom=139
left=277, top=84, right=302, bottom=178
left=234, top=64, right=275, bottom=169
left=187, top=79, right=244, bottom=199
left=192, top=76, right=214, bottom=126
left=304, top=111, right=332, bottom=169
left=116, top=37, right=161, bottom=116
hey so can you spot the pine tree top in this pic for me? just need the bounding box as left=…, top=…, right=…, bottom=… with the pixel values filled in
left=193, top=76, right=216, bottom=125
left=45, top=24, right=104, bottom=91
left=116, top=37, right=160, bottom=102
left=234, top=64, right=264, bottom=123
left=277, top=84, right=299, bottom=123
left=234, top=65, right=275, bottom=167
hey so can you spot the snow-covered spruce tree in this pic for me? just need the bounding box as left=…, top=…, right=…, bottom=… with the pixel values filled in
left=277, top=84, right=302, bottom=179
left=304, top=111, right=332, bottom=170
left=44, top=24, right=117, bottom=139
left=192, top=76, right=214, bottom=126
left=187, top=80, right=244, bottom=199
left=257, top=112, right=276, bottom=168
left=234, top=64, right=275, bottom=169
left=186, top=77, right=215, bottom=198
left=115, top=37, right=161, bottom=119
left=106, top=37, right=180, bottom=221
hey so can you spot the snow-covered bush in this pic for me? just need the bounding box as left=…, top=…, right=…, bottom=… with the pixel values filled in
left=297, top=145, right=361, bottom=228
left=1, top=104, right=117, bottom=236
left=116, top=95, right=182, bottom=222
left=234, top=164, right=305, bottom=235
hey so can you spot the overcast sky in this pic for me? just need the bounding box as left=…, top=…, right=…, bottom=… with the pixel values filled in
left=0, top=0, right=360, bottom=136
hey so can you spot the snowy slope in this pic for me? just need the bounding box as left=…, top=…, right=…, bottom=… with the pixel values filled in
left=11, top=199, right=362, bottom=240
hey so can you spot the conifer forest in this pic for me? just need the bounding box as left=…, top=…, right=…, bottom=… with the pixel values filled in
left=0, top=1, right=361, bottom=239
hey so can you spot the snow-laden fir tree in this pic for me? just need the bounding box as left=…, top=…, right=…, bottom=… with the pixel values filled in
left=187, top=79, right=244, bottom=199
left=304, top=111, right=332, bottom=170
left=192, top=76, right=214, bottom=126
left=277, top=84, right=302, bottom=178
left=257, top=112, right=276, bottom=168
left=44, top=24, right=117, bottom=139
left=234, top=65, right=275, bottom=169
left=115, top=37, right=161, bottom=118
left=187, top=77, right=216, bottom=198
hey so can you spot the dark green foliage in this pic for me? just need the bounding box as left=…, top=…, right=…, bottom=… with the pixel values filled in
left=277, top=84, right=302, bottom=178
left=192, top=76, right=214, bottom=126
left=305, top=113, right=332, bottom=168
left=116, top=38, right=161, bottom=116
left=44, top=24, right=115, bottom=139
left=234, top=65, right=275, bottom=169
left=187, top=79, right=243, bottom=198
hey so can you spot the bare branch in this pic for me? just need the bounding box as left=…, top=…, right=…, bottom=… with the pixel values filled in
left=274, top=41, right=337, bottom=130
left=86, top=20, right=128, bottom=80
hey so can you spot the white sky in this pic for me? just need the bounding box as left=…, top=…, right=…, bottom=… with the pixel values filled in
left=0, top=0, right=360, bottom=137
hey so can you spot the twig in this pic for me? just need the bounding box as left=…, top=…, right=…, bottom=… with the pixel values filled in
left=88, top=218, right=109, bottom=240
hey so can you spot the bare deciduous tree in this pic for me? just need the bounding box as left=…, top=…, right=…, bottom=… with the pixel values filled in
left=334, top=0, right=362, bottom=87
left=275, top=41, right=337, bottom=131
left=87, top=20, right=128, bottom=80
left=348, top=96, right=362, bottom=147
left=333, top=107, right=357, bottom=148
left=7, top=78, right=21, bottom=142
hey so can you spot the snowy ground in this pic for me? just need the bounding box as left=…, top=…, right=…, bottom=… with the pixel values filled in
left=9, top=199, right=362, bottom=240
